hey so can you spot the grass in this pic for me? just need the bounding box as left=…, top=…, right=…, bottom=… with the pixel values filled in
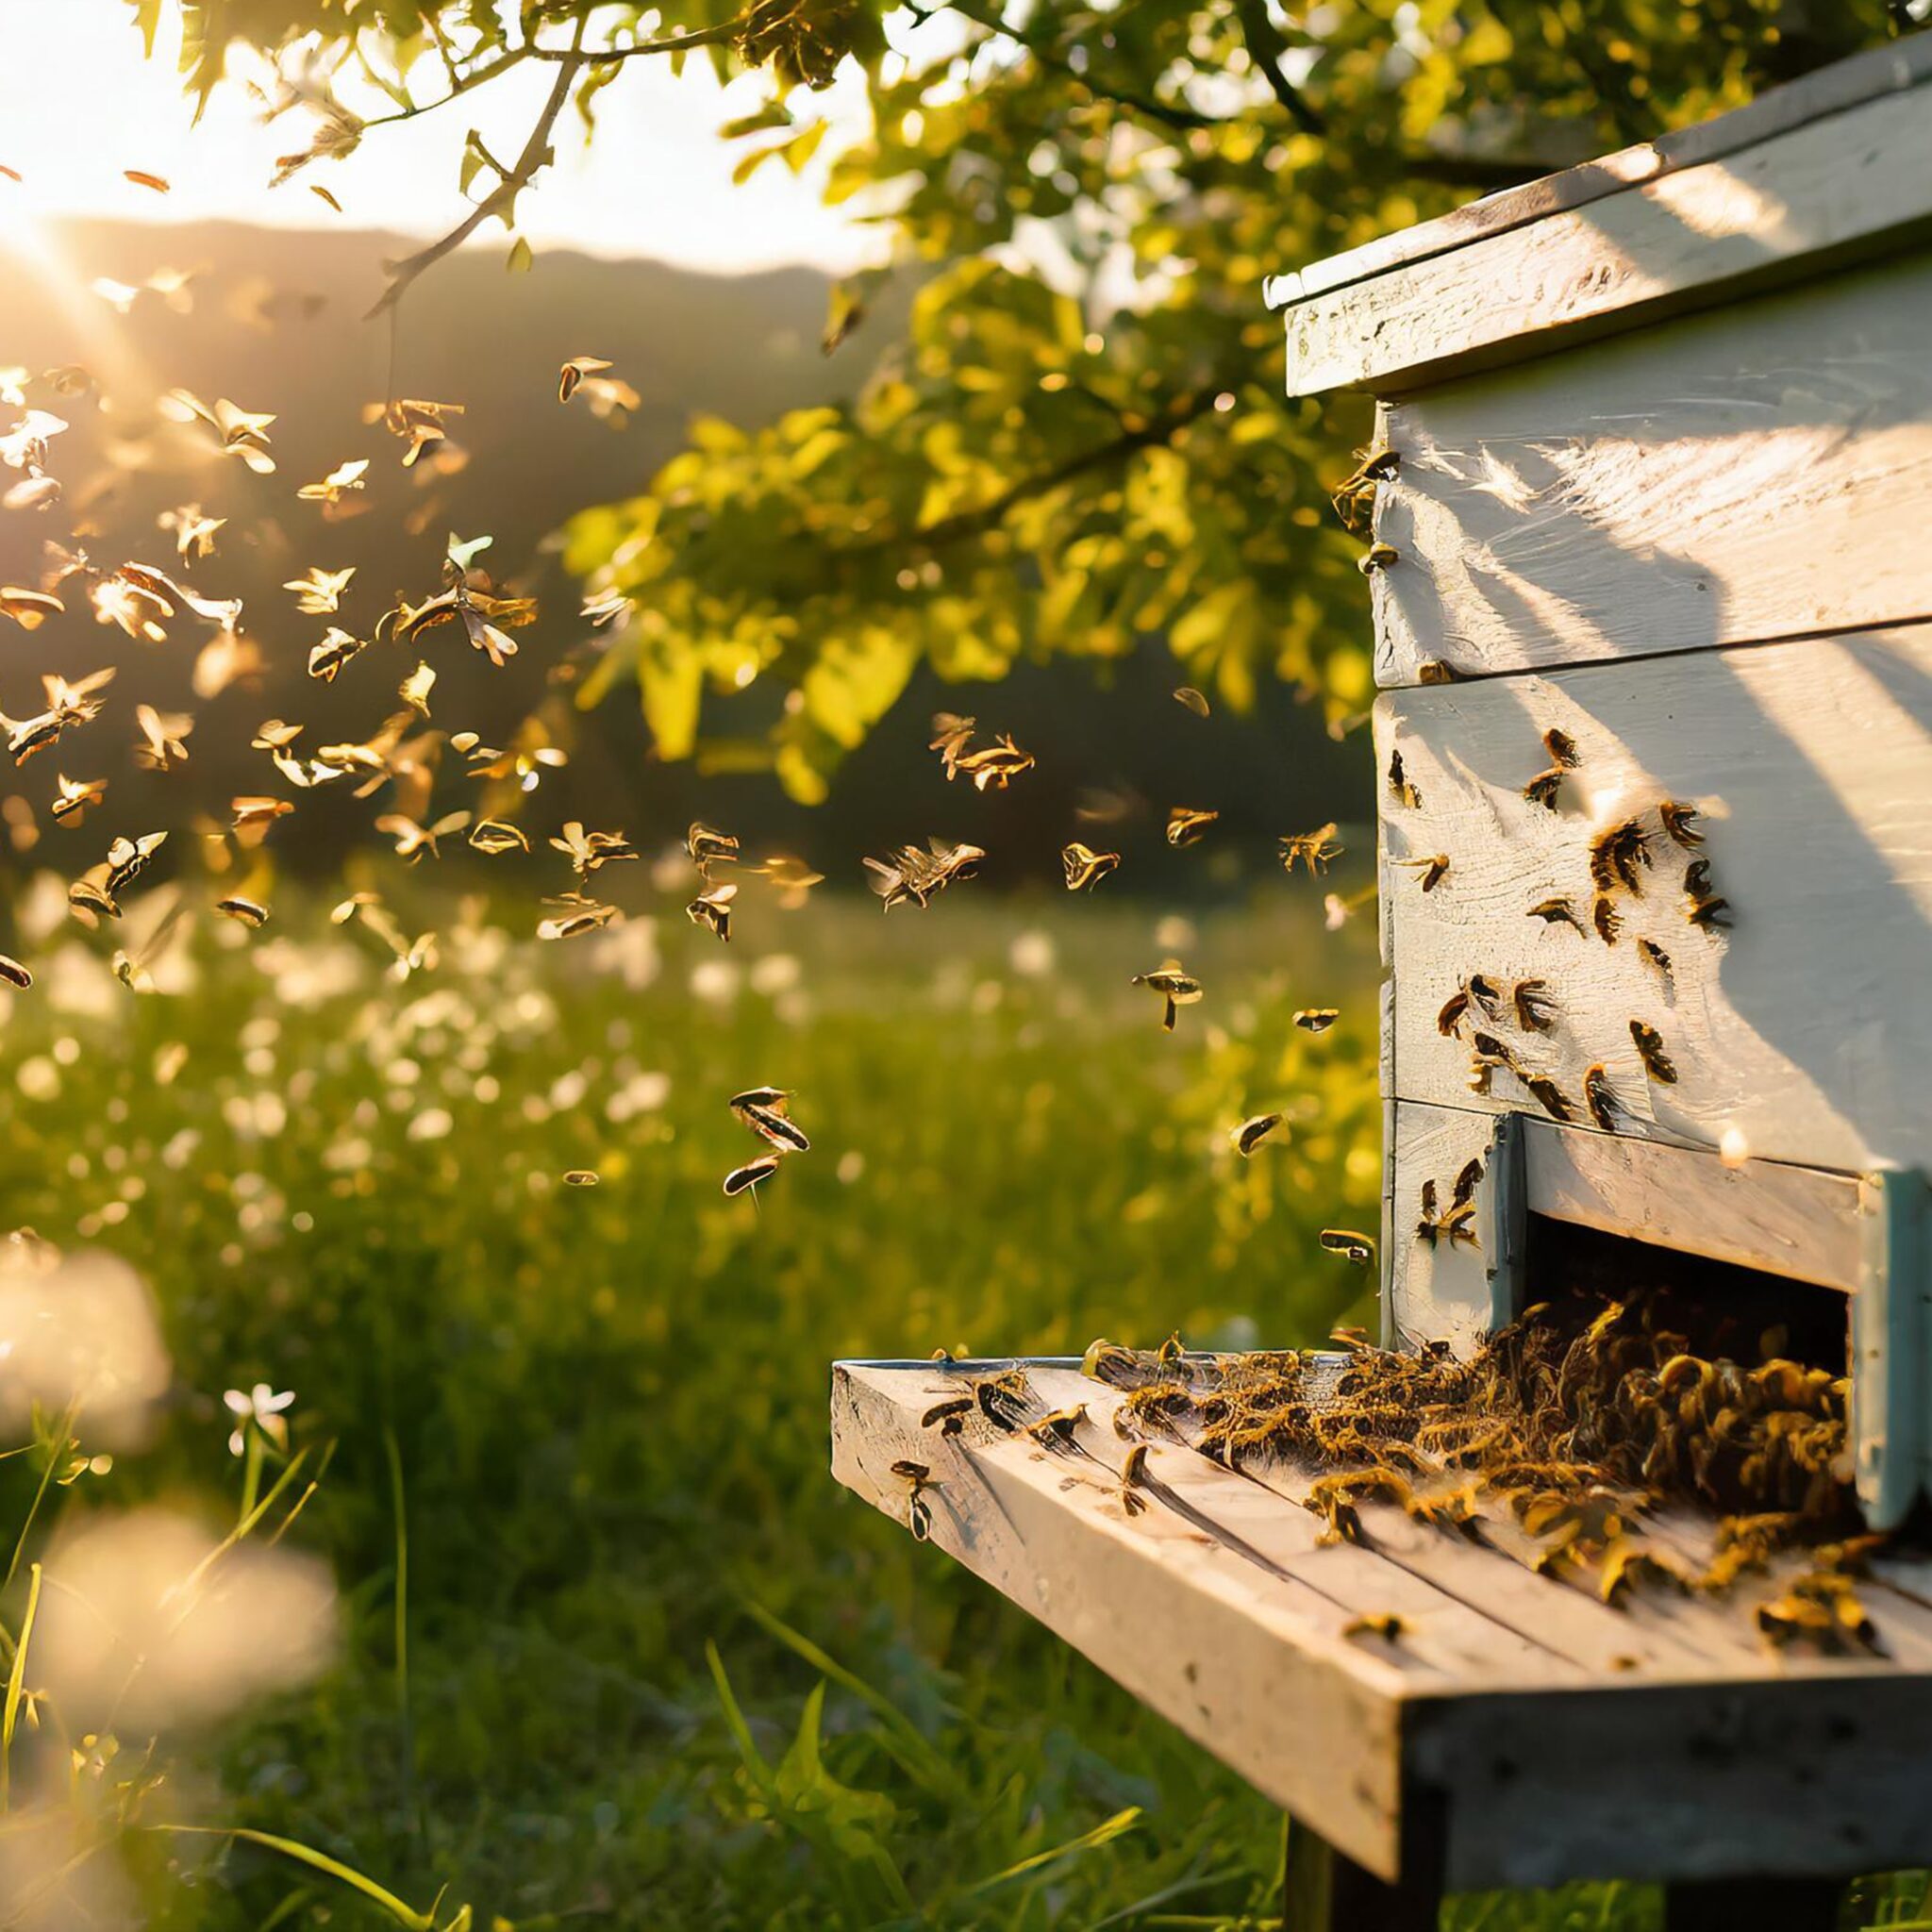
left=0, top=882, right=1924, bottom=1930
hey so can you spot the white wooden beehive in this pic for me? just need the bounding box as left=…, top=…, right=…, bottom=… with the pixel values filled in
left=1271, top=35, right=1932, bottom=1529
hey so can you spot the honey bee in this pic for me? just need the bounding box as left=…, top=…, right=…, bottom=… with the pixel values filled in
left=722, top=1152, right=782, bottom=1199
left=1512, top=979, right=1557, bottom=1032
left=1232, top=1112, right=1284, bottom=1157
left=1172, top=686, right=1210, bottom=718
left=1638, top=937, right=1674, bottom=985
left=974, top=1371, right=1031, bottom=1434
left=1528, top=897, right=1585, bottom=936
left=536, top=895, right=619, bottom=941
left=1470, top=1030, right=1516, bottom=1071
left=1583, top=1063, right=1620, bottom=1132
left=686, top=883, right=738, bottom=941
left=562, top=1170, right=600, bottom=1188
left=1592, top=893, right=1622, bottom=944
left=949, top=733, right=1035, bottom=792
left=730, top=1088, right=808, bottom=1154
left=1590, top=820, right=1652, bottom=894
left=1278, top=823, right=1341, bottom=875
left=1120, top=1441, right=1152, bottom=1513
left=1357, top=541, right=1398, bottom=575
left=1293, top=1008, right=1340, bottom=1033
left=68, top=875, right=120, bottom=924
left=1525, top=1076, right=1574, bottom=1122
left=4, top=668, right=114, bottom=765
left=889, top=1458, right=942, bottom=1541
left=468, top=819, right=529, bottom=856
left=1026, top=1405, right=1089, bottom=1449
left=1437, top=987, right=1471, bottom=1037
left=215, top=896, right=270, bottom=929
left=1522, top=767, right=1565, bottom=811
left=1165, top=806, right=1218, bottom=848
left=1542, top=727, right=1581, bottom=771
left=132, top=704, right=192, bottom=773
left=927, top=712, right=976, bottom=772
left=1395, top=853, right=1450, bottom=892
left=307, top=626, right=368, bottom=682
left=375, top=811, right=471, bottom=862
left=922, top=1396, right=974, bottom=1436
left=865, top=838, right=984, bottom=909
left=1328, top=442, right=1397, bottom=538
left=1416, top=1163, right=1480, bottom=1249
left=1387, top=748, right=1422, bottom=810
left=48, top=774, right=107, bottom=828
left=1342, top=1611, right=1409, bottom=1641
left=1465, top=974, right=1504, bottom=1020
left=1131, top=964, right=1204, bottom=1033
left=1687, top=895, right=1732, bottom=930
left=1060, top=841, right=1121, bottom=892
left=0, top=955, right=31, bottom=990
left=686, top=821, right=741, bottom=877
left=550, top=822, right=640, bottom=877
left=1659, top=800, right=1704, bottom=849
left=105, top=831, right=167, bottom=899
left=1319, top=1228, right=1377, bottom=1268
left=1629, top=1020, right=1678, bottom=1085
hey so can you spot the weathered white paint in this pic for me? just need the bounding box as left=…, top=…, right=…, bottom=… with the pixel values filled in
left=1283, top=69, right=1932, bottom=395
left=1366, top=251, right=1932, bottom=686
left=1374, top=627, right=1932, bottom=1179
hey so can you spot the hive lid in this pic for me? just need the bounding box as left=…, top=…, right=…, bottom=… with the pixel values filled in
left=1270, top=31, right=1932, bottom=398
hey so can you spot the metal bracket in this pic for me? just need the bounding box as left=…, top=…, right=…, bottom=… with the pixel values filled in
left=1853, top=1166, right=1930, bottom=1531
left=1482, top=1111, right=1529, bottom=1336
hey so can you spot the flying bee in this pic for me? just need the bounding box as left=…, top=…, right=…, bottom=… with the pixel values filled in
left=68, top=875, right=120, bottom=924
left=536, top=896, right=619, bottom=941
left=888, top=1458, right=942, bottom=1541
left=687, top=883, right=738, bottom=941
left=1590, top=819, right=1652, bottom=894
left=1638, top=937, right=1674, bottom=986
left=1630, top=1019, right=1678, bottom=1084
left=1165, top=806, right=1218, bottom=848
left=1528, top=896, right=1586, bottom=936
left=1395, top=853, right=1450, bottom=892
left=1232, top=1111, right=1284, bottom=1157
left=1061, top=841, right=1120, bottom=892
left=927, top=712, right=975, bottom=775
left=729, top=1086, right=794, bottom=1113
left=111, top=896, right=186, bottom=994
left=1328, top=442, right=1396, bottom=538
left=922, top=1396, right=974, bottom=1438
left=1583, top=1062, right=1620, bottom=1132
left=686, top=821, right=740, bottom=877
left=215, top=896, right=270, bottom=929
left=105, top=831, right=167, bottom=898
left=468, top=819, right=529, bottom=855
left=48, top=774, right=107, bottom=828
left=1512, top=979, right=1557, bottom=1032
left=562, top=1171, right=600, bottom=1188
left=722, top=1152, right=782, bottom=1199
left=1131, top=964, right=1204, bottom=1033
left=1320, top=1228, right=1376, bottom=1267
left=132, top=704, right=192, bottom=773
left=1278, top=823, right=1341, bottom=875
left=1387, top=747, right=1422, bottom=810
left=307, top=626, right=368, bottom=682
left=950, top=732, right=1035, bottom=792
left=865, top=838, right=985, bottom=910
left=1659, top=800, right=1704, bottom=848
left=1416, top=1168, right=1479, bottom=1249
left=1173, top=686, right=1210, bottom=718
left=550, top=821, right=640, bottom=876
left=0, top=955, right=31, bottom=990
left=1294, top=1008, right=1340, bottom=1037
left=4, top=668, right=114, bottom=765
left=375, top=811, right=470, bottom=862
left=1525, top=1075, right=1574, bottom=1122
left=735, top=1100, right=808, bottom=1154
left=1357, top=541, right=1398, bottom=575
left=1592, top=893, right=1622, bottom=944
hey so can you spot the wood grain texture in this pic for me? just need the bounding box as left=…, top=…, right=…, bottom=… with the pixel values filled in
left=1282, top=76, right=1932, bottom=395
left=1367, top=252, right=1932, bottom=686
left=1268, top=34, right=1932, bottom=308
left=1374, top=630, right=1932, bottom=1180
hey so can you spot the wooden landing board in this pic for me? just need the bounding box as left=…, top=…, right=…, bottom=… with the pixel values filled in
left=1278, top=40, right=1932, bottom=395
left=1368, top=249, right=1932, bottom=688
left=832, top=1356, right=1932, bottom=1891
left=1374, top=626, right=1932, bottom=1179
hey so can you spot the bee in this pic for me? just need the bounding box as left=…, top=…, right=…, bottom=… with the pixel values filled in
left=550, top=822, right=640, bottom=877
left=974, top=1371, right=1031, bottom=1433
left=111, top=896, right=187, bottom=994
left=1512, top=979, right=1557, bottom=1032
left=1173, top=686, right=1210, bottom=718
left=687, top=821, right=741, bottom=877
left=1522, top=766, right=1565, bottom=810
left=1437, top=987, right=1471, bottom=1038
left=1395, top=853, right=1450, bottom=892
left=722, top=1152, right=782, bottom=1199
left=1659, top=800, right=1703, bottom=848
left=1165, top=806, right=1219, bottom=848
left=468, top=819, right=529, bottom=855
left=729, top=1086, right=794, bottom=1112
left=1357, top=541, right=1398, bottom=575
left=1525, top=1076, right=1574, bottom=1122
left=307, top=626, right=368, bottom=682
left=375, top=811, right=471, bottom=862
left=1416, top=1161, right=1480, bottom=1249
left=132, top=704, right=192, bottom=774
left=1328, top=442, right=1396, bottom=539
left=687, top=883, right=738, bottom=941
left=1416, top=658, right=1461, bottom=685
left=105, top=831, right=167, bottom=899
left=1278, top=823, right=1341, bottom=875
left=950, top=732, right=1035, bottom=792
left=1638, top=937, right=1673, bottom=986
left=927, top=712, right=976, bottom=774
left=1156, top=1332, right=1186, bottom=1367
left=68, top=875, right=120, bottom=924
left=1542, top=727, right=1581, bottom=770
left=922, top=1396, right=974, bottom=1437
left=3, top=669, right=114, bottom=765
left=0, top=955, right=31, bottom=990
left=1465, top=974, right=1504, bottom=1020
left=1470, top=1030, right=1516, bottom=1071
left=562, top=1170, right=600, bottom=1187
left=1131, top=964, right=1204, bottom=1033
left=1232, top=1111, right=1284, bottom=1157
left=1060, top=841, right=1120, bottom=892
left=1582, top=1063, right=1620, bottom=1132
left=731, top=1088, right=809, bottom=1154
left=1319, top=1228, right=1376, bottom=1267
left=1592, top=893, right=1622, bottom=944
left=215, top=896, right=270, bottom=929
left=1590, top=819, right=1652, bottom=894
left=1387, top=747, right=1422, bottom=810
left=864, top=838, right=985, bottom=909
left=536, top=895, right=619, bottom=941
left=1630, top=1019, right=1678, bottom=1084
left=889, top=1458, right=942, bottom=1541
left=0, top=586, right=62, bottom=628
left=1528, top=897, right=1585, bottom=936
left=1119, top=1441, right=1152, bottom=1514
left=1293, top=1008, right=1340, bottom=1033
left=1467, top=1046, right=1508, bottom=1096
left=1684, top=858, right=1713, bottom=898
left=1342, top=1611, right=1409, bottom=1641
left=48, top=774, right=107, bottom=828
left=1687, top=894, right=1733, bottom=930
left=1025, top=1404, right=1089, bottom=1449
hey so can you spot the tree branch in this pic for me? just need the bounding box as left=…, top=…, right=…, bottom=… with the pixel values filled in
left=1230, top=0, right=1324, bottom=136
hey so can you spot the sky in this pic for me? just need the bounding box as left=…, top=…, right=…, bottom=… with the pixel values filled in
left=0, top=0, right=881, bottom=274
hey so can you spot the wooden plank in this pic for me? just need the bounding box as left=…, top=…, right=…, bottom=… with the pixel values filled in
left=1267, top=35, right=1932, bottom=308
left=1378, top=630, right=1932, bottom=1180
left=1386, top=1104, right=1499, bottom=1357
left=1282, top=76, right=1932, bottom=395
left=1368, top=251, right=1932, bottom=686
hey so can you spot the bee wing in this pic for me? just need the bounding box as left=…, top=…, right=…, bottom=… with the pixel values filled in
left=1420, top=1177, right=1439, bottom=1220
left=1452, top=1158, right=1482, bottom=1208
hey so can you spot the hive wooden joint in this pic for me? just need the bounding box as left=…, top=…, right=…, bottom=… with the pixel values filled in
left=1854, top=1167, right=1932, bottom=1530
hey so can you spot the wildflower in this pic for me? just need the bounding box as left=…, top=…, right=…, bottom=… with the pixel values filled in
left=224, top=1382, right=294, bottom=1457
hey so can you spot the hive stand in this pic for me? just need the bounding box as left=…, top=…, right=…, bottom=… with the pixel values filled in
left=831, top=34, right=1932, bottom=1926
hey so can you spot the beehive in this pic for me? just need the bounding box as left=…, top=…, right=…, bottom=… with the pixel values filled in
left=1269, top=33, right=1932, bottom=1529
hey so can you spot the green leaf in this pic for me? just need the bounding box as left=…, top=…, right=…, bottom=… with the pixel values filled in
left=505, top=235, right=534, bottom=275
